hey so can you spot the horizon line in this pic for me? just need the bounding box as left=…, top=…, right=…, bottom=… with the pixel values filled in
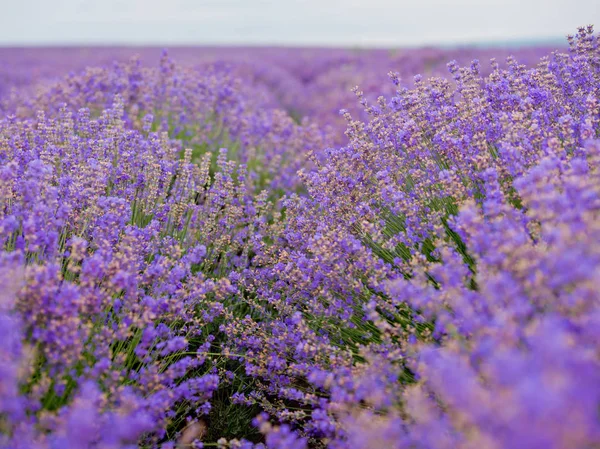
left=0, top=36, right=567, bottom=51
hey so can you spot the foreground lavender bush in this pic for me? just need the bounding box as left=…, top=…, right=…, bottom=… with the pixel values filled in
left=288, top=26, right=600, bottom=448
left=0, top=26, right=598, bottom=448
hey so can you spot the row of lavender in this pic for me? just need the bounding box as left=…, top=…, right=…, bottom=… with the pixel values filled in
left=1, top=27, right=598, bottom=448
left=1, top=44, right=559, bottom=140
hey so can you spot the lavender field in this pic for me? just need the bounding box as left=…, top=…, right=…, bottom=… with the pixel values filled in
left=0, top=26, right=599, bottom=449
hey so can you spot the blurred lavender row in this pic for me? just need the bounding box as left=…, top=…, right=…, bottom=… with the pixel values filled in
left=0, top=44, right=559, bottom=139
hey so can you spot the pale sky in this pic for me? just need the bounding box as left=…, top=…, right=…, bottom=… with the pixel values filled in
left=0, top=0, right=598, bottom=46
